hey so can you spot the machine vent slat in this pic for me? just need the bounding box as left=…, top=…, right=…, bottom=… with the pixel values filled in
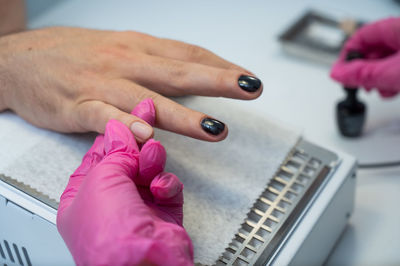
left=13, top=243, right=24, bottom=266
left=22, top=247, right=32, bottom=266
left=0, top=243, right=5, bottom=259
left=216, top=140, right=339, bottom=266
left=3, top=241, right=14, bottom=263
left=0, top=240, right=31, bottom=266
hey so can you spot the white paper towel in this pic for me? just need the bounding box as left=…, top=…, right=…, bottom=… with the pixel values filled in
left=0, top=97, right=300, bottom=265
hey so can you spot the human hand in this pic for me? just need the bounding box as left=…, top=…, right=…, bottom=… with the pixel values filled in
left=331, top=17, right=400, bottom=98
left=0, top=27, right=263, bottom=142
left=57, top=99, right=193, bottom=266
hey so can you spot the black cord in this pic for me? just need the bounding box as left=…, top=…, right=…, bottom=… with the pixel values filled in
left=358, top=161, right=400, bottom=169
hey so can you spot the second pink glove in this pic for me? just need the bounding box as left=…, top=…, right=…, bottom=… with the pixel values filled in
left=331, top=17, right=400, bottom=98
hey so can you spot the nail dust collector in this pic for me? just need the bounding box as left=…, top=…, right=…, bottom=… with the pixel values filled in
left=0, top=100, right=356, bottom=266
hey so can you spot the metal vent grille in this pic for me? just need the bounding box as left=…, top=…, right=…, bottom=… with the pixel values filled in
left=0, top=240, right=32, bottom=266
left=216, top=140, right=338, bottom=266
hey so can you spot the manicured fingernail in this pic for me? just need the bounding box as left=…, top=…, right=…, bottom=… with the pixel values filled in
left=130, top=122, right=152, bottom=141
left=201, top=118, right=225, bottom=135
left=238, top=75, right=262, bottom=92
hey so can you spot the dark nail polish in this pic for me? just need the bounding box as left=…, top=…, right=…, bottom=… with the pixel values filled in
left=201, top=118, right=225, bottom=135
left=238, top=75, right=262, bottom=92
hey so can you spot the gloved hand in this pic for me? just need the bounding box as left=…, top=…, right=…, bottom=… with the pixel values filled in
left=331, top=17, right=400, bottom=98
left=57, top=98, right=194, bottom=266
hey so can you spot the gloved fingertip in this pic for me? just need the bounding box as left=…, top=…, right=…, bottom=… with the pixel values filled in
left=330, top=63, right=345, bottom=82
left=132, top=98, right=156, bottom=127
left=104, top=119, right=139, bottom=155
left=138, top=139, right=166, bottom=185
left=329, top=67, right=339, bottom=80
left=150, top=172, right=183, bottom=200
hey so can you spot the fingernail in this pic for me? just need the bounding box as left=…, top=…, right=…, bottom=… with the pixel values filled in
left=130, top=122, right=152, bottom=141
left=238, top=75, right=262, bottom=92
left=201, top=118, right=225, bottom=135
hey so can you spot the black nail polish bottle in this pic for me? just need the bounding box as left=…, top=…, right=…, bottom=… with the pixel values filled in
left=336, top=51, right=366, bottom=137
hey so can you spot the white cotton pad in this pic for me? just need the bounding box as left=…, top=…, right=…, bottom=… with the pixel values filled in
left=0, top=112, right=94, bottom=202
left=0, top=96, right=300, bottom=265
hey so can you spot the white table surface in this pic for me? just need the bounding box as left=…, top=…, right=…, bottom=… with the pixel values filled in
left=27, top=0, right=400, bottom=265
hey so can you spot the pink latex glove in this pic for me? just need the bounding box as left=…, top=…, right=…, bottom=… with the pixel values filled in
left=57, top=99, right=194, bottom=266
left=331, top=17, right=400, bottom=98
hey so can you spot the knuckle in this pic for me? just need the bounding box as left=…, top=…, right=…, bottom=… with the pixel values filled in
left=110, top=30, right=137, bottom=41
left=89, top=48, right=118, bottom=70
left=75, top=102, right=96, bottom=131
left=185, top=44, right=206, bottom=61
left=136, top=88, right=161, bottom=104
left=167, top=63, right=188, bottom=90
left=121, top=30, right=146, bottom=39
left=96, top=46, right=125, bottom=61
left=74, top=78, right=103, bottom=99
left=112, top=42, right=130, bottom=53
left=152, top=58, right=187, bottom=90
left=116, top=30, right=155, bottom=45
left=75, top=100, right=107, bottom=133
left=63, top=103, right=86, bottom=132
left=167, top=60, right=186, bottom=78
left=113, top=113, right=131, bottom=126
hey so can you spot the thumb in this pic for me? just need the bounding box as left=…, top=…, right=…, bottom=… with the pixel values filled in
left=78, top=119, right=141, bottom=200
left=76, top=100, right=154, bottom=143
left=104, top=119, right=139, bottom=156
left=85, top=119, right=141, bottom=184
left=101, top=120, right=140, bottom=179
